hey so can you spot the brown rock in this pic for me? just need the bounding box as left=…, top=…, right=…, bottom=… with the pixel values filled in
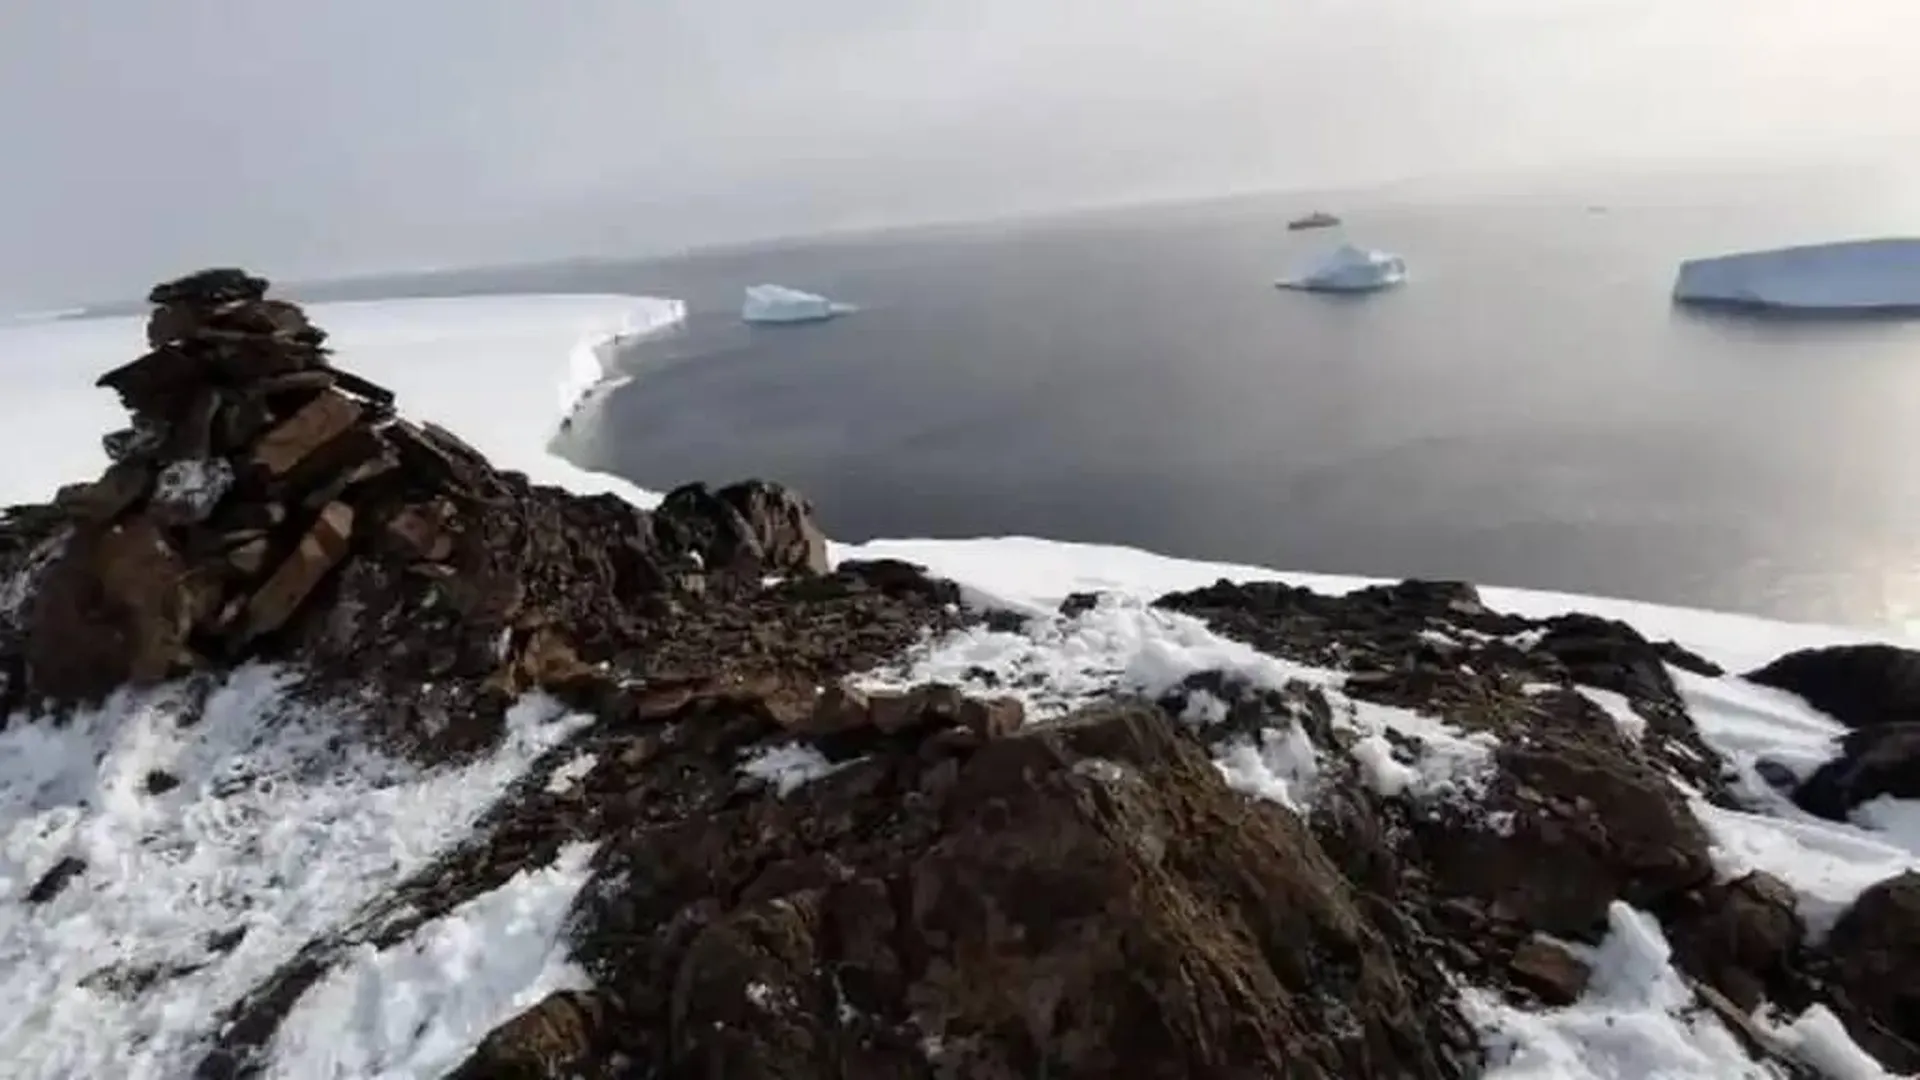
left=1667, top=871, right=1803, bottom=1012
left=250, top=391, right=363, bottom=477
left=717, top=479, right=831, bottom=576
left=226, top=537, right=271, bottom=578
left=146, top=304, right=204, bottom=348
left=235, top=502, right=355, bottom=643
left=167, top=389, right=223, bottom=461
left=251, top=369, right=338, bottom=399
left=807, top=682, right=874, bottom=735
left=205, top=298, right=322, bottom=344
left=574, top=702, right=1473, bottom=1078
left=94, top=347, right=207, bottom=416
left=446, top=991, right=603, bottom=1079
left=387, top=419, right=479, bottom=492
left=1824, top=872, right=1920, bottom=1071
left=514, top=627, right=596, bottom=691
left=296, top=441, right=398, bottom=510
left=1508, top=936, right=1591, bottom=1005
left=214, top=394, right=273, bottom=455
left=1423, top=728, right=1715, bottom=938
left=273, top=424, right=385, bottom=502
left=147, top=267, right=268, bottom=307
left=329, top=368, right=397, bottom=409
left=958, top=694, right=1025, bottom=740
left=62, top=459, right=154, bottom=524
left=24, top=516, right=192, bottom=701
left=382, top=501, right=455, bottom=562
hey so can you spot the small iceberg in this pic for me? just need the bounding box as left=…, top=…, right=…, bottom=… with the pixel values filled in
left=741, top=284, right=856, bottom=325
left=1276, top=244, right=1407, bottom=294
left=1673, top=238, right=1920, bottom=313
left=1287, top=211, right=1342, bottom=231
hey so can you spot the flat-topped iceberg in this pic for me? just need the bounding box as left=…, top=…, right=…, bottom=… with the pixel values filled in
left=741, top=284, right=856, bottom=324
left=1673, top=238, right=1920, bottom=312
left=1276, top=244, right=1407, bottom=294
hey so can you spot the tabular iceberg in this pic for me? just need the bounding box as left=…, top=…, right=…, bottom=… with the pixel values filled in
left=1673, top=238, right=1920, bottom=312
left=1276, top=244, right=1407, bottom=294
left=741, top=284, right=856, bottom=324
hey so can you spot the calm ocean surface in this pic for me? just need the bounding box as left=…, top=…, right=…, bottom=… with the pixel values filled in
left=293, top=165, right=1920, bottom=629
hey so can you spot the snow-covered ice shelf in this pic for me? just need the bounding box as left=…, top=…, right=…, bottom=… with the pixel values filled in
left=1673, top=238, right=1920, bottom=312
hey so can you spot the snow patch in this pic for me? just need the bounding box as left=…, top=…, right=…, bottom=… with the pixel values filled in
left=0, top=670, right=589, bottom=1079
left=1214, top=722, right=1320, bottom=811
left=266, top=841, right=599, bottom=1080
left=1465, top=902, right=1770, bottom=1078
left=1576, top=686, right=1648, bottom=741
left=866, top=594, right=1494, bottom=813
left=739, top=743, right=849, bottom=797
left=1674, top=667, right=1920, bottom=936
left=151, top=458, right=234, bottom=521
left=544, top=752, right=598, bottom=794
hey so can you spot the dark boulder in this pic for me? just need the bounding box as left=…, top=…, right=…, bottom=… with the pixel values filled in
left=1820, top=872, right=1920, bottom=1072
left=1749, top=644, right=1920, bottom=729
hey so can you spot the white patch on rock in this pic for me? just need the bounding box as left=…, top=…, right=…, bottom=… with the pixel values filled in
left=150, top=458, right=234, bottom=521
left=739, top=743, right=850, bottom=797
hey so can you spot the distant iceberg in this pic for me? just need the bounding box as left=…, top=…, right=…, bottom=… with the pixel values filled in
left=1276, top=244, right=1407, bottom=294
left=741, top=284, right=856, bottom=325
left=1673, top=238, right=1920, bottom=312
left=1287, top=211, right=1342, bottom=231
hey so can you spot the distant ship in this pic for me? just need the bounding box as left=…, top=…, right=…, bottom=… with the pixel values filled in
left=1287, top=211, right=1342, bottom=231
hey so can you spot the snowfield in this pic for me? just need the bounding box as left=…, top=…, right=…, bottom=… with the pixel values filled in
left=3, top=293, right=1918, bottom=1077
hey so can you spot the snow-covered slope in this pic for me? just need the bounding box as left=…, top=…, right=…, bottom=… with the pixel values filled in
left=741, top=284, right=855, bottom=324
left=1277, top=243, right=1407, bottom=293
left=1673, top=238, right=1920, bottom=311
left=4, top=293, right=1918, bottom=1078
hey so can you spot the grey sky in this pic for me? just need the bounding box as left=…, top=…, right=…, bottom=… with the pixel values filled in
left=3, top=0, right=1918, bottom=307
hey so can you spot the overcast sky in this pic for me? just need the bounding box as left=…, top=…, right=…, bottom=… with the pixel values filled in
left=4, top=0, right=1919, bottom=308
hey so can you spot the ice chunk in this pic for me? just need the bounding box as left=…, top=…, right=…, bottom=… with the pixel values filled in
left=1276, top=244, right=1407, bottom=293
left=1673, top=238, right=1920, bottom=312
left=741, top=284, right=856, bottom=325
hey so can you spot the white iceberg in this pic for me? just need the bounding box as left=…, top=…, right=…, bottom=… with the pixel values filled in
left=1276, top=244, right=1407, bottom=294
left=1673, top=238, right=1920, bottom=312
left=740, top=284, right=856, bottom=325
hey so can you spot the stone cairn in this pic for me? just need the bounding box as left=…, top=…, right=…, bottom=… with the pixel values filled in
left=16, top=271, right=465, bottom=701
left=16, top=268, right=629, bottom=706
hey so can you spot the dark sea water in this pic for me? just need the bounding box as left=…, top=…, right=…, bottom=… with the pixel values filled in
left=303, top=165, right=1920, bottom=629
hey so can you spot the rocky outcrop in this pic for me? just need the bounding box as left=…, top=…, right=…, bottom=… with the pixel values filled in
left=0, top=270, right=862, bottom=751
left=12, top=268, right=1920, bottom=1078
left=1821, top=873, right=1920, bottom=1071
left=1749, top=643, right=1920, bottom=729
left=564, top=702, right=1478, bottom=1078
left=1741, top=644, right=1920, bottom=820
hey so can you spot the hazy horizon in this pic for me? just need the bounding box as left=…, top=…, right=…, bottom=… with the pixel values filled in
left=6, top=0, right=1920, bottom=309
